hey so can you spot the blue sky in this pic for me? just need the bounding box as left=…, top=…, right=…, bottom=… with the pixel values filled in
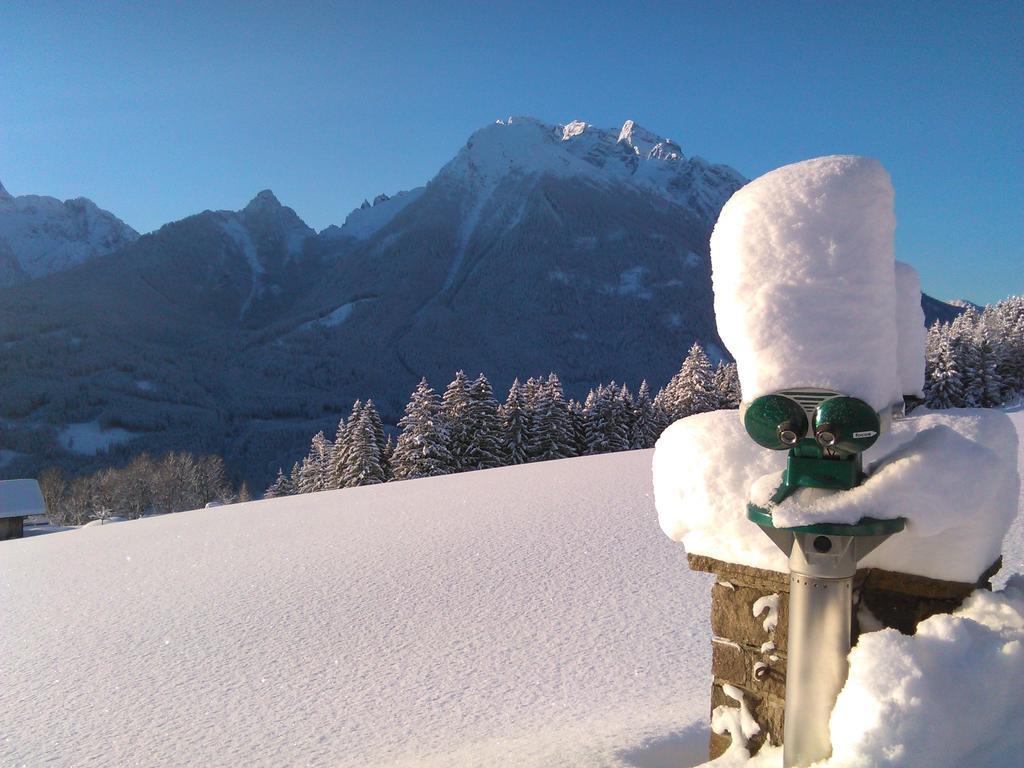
left=1, top=1, right=1020, bottom=304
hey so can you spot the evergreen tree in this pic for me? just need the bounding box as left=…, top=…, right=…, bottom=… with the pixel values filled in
left=925, top=333, right=965, bottom=409
left=264, top=467, right=293, bottom=498
left=341, top=406, right=386, bottom=486
left=289, top=461, right=302, bottom=492
left=972, top=324, right=1004, bottom=407
left=362, top=400, right=387, bottom=457
left=380, top=434, right=395, bottom=481
left=584, top=383, right=631, bottom=454
left=327, top=408, right=355, bottom=490
left=528, top=373, right=576, bottom=461
left=676, top=343, right=718, bottom=416
left=632, top=380, right=659, bottom=449
left=297, top=431, right=332, bottom=493
left=567, top=398, right=589, bottom=456
left=499, top=379, right=531, bottom=465
left=466, top=373, right=503, bottom=470
left=441, top=371, right=475, bottom=472
left=392, top=378, right=453, bottom=480
left=713, top=361, right=742, bottom=409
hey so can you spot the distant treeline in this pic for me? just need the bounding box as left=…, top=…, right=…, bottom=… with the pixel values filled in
left=266, top=343, right=739, bottom=496
left=39, top=452, right=248, bottom=525
left=31, top=295, right=1024, bottom=517
left=923, top=297, right=1024, bottom=409
left=275, top=295, right=1024, bottom=498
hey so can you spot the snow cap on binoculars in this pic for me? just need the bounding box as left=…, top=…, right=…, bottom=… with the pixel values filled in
left=710, top=155, right=903, bottom=412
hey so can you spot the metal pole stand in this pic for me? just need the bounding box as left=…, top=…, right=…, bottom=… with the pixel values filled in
left=748, top=508, right=905, bottom=768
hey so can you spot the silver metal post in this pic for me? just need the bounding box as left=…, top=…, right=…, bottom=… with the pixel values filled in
left=783, top=533, right=856, bottom=767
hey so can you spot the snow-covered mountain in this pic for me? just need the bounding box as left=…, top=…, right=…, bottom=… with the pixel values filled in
left=0, top=118, right=962, bottom=489
left=0, top=177, right=139, bottom=286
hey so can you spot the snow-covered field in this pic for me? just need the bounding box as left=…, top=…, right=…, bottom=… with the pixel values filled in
left=1, top=411, right=1022, bottom=767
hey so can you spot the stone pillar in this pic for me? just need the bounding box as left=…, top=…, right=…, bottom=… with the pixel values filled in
left=689, top=553, right=1000, bottom=760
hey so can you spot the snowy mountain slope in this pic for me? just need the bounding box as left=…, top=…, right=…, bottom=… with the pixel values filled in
left=0, top=119, right=968, bottom=491
left=0, top=177, right=138, bottom=285
left=0, top=118, right=744, bottom=489
left=3, top=410, right=1023, bottom=768
left=0, top=450, right=715, bottom=768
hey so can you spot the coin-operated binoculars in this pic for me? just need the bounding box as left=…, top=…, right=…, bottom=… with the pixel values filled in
left=742, top=389, right=905, bottom=768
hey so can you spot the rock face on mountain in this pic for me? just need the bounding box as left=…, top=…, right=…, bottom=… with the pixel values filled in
left=0, top=119, right=963, bottom=489
left=0, top=178, right=139, bottom=286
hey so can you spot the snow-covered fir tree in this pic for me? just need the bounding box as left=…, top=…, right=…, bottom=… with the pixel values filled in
left=297, top=431, right=332, bottom=494
left=713, top=360, right=741, bottom=409
left=655, top=342, right=718, bottom=422
left=327, top=402, right=360, bottom=489
left=527, top=373, right=576, bottom=462
left=362, top=400, right=389, bottom=478
left=465, top=374, right=503, bottom=470
left=925, top=332, right=965, bottom=409
left=567, top=398, right=589, bottom=456
left=391, top=378, right=453, bottom=480
left=441, top=371, right=475, bottom=473
left=340, top=405, right=386, bottom=486
left=264, top=467, right=294, bottom=498
left=632, top=380, right=659, bottom=449
left=499, top=379, right=531, bottom=465
left=583, top=383, right=631, bottom=455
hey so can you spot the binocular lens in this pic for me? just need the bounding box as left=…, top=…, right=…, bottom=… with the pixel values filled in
left=815, top=426, right=837, bottom=447
left=744, top=394, right=809, bottom=450
left=778, top=428, right=800, bottom=446
left=812, top=397, right=880, bottom=454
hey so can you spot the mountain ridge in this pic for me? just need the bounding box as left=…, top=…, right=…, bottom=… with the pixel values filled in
left=0, top=118, right=969, bottom=490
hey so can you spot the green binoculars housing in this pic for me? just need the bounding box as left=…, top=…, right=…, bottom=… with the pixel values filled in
left=742, top=389, right=883, bottom=505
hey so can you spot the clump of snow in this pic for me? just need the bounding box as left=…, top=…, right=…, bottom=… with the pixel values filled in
left=710, top=684, right=762, bottom=763
left=699, top=577, right=1024, bottom=768
left=654, top=407, right=1020, bottom=582
left=710, top=156, right=902, bottom=412
left=826, top=576, right=1024, bottom=767
left=653, top=410, right=789, bottom=572
left=752, top=594, right=780, bottom=633
left=895, top=260, right=927, bottom=398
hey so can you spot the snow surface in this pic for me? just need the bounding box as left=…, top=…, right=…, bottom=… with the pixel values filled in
left=0, top=450, right=715, bottom=768
left=895, top=261, right=927, bottom=398
left=58, top=421, right=137, bottom=455
left=3, top=415, right=1024, bottom=767
left=710, top=156, right=902, bottom=412
left=654, top=407, right=1020, bottom=582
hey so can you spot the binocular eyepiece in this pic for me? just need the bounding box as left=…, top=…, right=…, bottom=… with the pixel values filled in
left=743, top=390, right=881, bottom=455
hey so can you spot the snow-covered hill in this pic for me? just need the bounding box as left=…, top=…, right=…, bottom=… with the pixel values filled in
left=0, top=177, right=138, bottom=285
left=2, top=409, right=1022, bottom=767
left=0, top=450, right=715, bottom=767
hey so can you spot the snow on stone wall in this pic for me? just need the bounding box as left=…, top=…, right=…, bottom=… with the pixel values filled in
left=654, top=407, right=1020, bottom=583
